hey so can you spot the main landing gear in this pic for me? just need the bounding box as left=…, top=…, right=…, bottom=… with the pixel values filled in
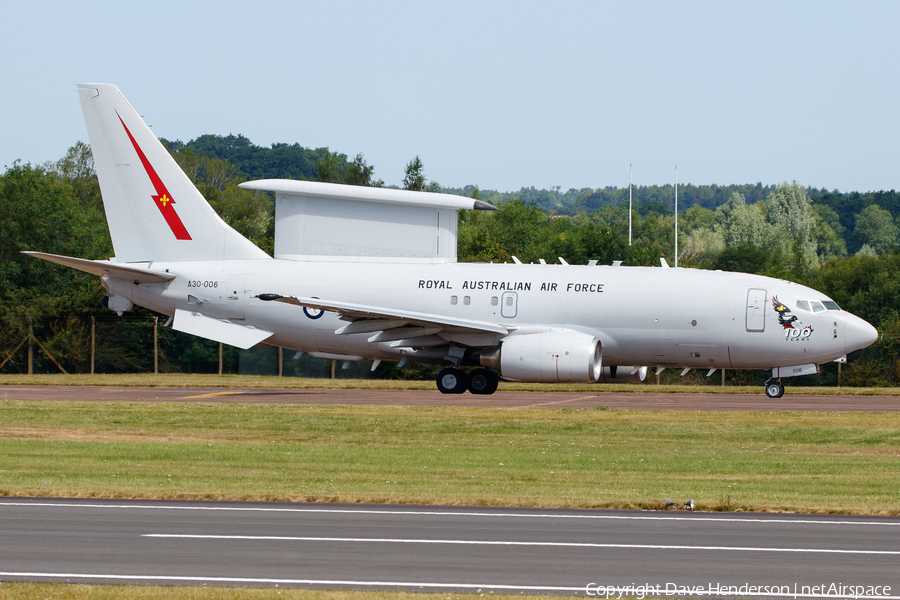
left=765, top=379, right=785, bottom=399
left=436, top=367, right=499, bottom=395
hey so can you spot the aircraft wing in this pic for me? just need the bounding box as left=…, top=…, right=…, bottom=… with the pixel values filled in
left=22, top=252, right=176, bottom=283
left=256, top=294, right=510, bottom=338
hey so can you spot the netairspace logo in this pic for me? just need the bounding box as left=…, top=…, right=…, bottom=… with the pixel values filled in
left=584, top=582, right=896, bottom=599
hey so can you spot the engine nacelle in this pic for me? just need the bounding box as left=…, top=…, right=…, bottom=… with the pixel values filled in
left=597, top=365, right=648, bottom=384
left=102, top=294, right=133, bottom=316
left=491, top=330, right=602, bottom=383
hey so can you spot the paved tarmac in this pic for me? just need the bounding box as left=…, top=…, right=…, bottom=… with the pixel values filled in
left=2, top=385, right=899, bottom=411
left=1, top=498, right=898, bottom=597
left=2, top=390, right=898, bottom=596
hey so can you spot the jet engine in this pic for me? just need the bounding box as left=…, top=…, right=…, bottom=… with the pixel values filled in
left=102, top=294, right=133, bottom=316
left=479, top=330, right=602, bottom=383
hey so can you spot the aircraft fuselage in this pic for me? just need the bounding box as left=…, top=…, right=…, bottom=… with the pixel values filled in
left=107, top=259, right=872, bottom=371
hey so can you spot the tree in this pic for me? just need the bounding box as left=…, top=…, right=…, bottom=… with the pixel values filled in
left=403, top=156, right=425, bottom=191
left=51, top=141, right=99, bottom=210
left=457, top=199, right=547, bottom=263
left=811, top=204, right=848, bottom=262
left=167, top=146, right=274, bottom=254
left=316, top=149, right=343, bottom=183
left=343, top=153, right=383, bottom=187
left=0, top=157, right=112, bottom=373
left=764, top=182, right=818, bottom=274
left=714, top=192, right=745, bottom=231
left=681, top=204, right=716, bottom=231
left=679, top=227, right=725, bottom=266
left=856, top=244, right=878, bottom=258
left=714, top=193, right=772, bottom=248
left=167, top=134, right=333, bottom=181
left=813, top=252, right=900, bottom=331
left=712, top=244, right=771, bottom=274
left=766, top=181, right=814, bottom=241
left=853, top=204, right=898, bottom=255
left=637, top=200, right=671, bottom=216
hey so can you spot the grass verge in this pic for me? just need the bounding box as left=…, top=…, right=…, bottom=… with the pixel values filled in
left=1, top=400, right=898, bottom=514
left=2, top=373, right=899, bottom=395
left=0, top=584, right=561, bottom=600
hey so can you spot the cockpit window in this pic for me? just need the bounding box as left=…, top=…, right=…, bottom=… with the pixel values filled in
left=796, top=300, right=811, bottom=312
left=822, top=300, right=841, bottom=311
left=810, top=301, right=826, bottom=313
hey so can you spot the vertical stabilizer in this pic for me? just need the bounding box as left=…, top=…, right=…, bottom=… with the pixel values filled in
left=77, top=84, right=269, bottom=263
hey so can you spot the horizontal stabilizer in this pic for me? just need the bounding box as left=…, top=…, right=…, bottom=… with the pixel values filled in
left=22, top=252, right=176, bottom=283
left=173, top=308, right=273, bottom=349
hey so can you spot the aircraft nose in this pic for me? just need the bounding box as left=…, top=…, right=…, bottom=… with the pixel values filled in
left=844, top=314, right=878, bottom=352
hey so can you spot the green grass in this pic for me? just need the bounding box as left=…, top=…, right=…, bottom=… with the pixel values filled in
left=1, top=400, right=899, bottom=514
left=2, top=373, right=900, bottom=395
left=0, top=584, right=562, bottom=600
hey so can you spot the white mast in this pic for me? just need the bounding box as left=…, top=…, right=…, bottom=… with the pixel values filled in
left=674, top=165, right=678, bottom=268
left=628, top=163, right=632, bottom=246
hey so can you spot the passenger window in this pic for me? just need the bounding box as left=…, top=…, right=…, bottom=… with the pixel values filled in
left=811, top=301, right=826, bottom=313
left=491, top=297, right=499, bottom=306
left=450, top=296, right=457, bottom=305
left=464, top=296, right=471, bottom=305
left=822, top=300, right=841, bottom=311
left=506, top=296, right=513, bottom=306
left=796, top=300, right=810, bottom=312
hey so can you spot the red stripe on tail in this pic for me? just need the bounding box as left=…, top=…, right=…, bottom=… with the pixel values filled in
left=118, top=114, right=192, bottom=240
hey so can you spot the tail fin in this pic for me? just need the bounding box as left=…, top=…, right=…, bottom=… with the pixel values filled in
left=78, top=84, right=269, bottom=263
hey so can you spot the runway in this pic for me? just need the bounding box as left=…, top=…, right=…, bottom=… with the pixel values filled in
left=3, top=385, right=900, bottom=411
left=1, top=498, right=898, bottom=597
left=3, top=389, right=897, bottom=597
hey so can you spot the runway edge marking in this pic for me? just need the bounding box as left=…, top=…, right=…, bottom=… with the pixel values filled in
left=0, top=572, right=897, bottom=598
left=2, top=501, right=899, bottom=526
left=143, top=533, right=900, bottom=554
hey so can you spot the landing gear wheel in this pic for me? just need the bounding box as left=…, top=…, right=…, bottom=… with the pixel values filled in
left=437, top=368, right=468, bottom=394
left=468, top=368, right=499, bottom=395
left=765, top=380, right=785, bottom=399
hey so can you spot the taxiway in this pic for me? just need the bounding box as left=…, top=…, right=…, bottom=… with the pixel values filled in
left=2, top=385, right=899, bottom=411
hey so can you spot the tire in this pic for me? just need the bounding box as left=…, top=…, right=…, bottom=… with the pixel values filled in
left=437, top=368, right=468, bottom=394
left=765, top=381, right=784, bottom=399
left=468, top=368, right=499, bottom=395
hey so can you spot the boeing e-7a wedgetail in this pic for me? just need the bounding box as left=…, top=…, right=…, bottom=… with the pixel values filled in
left=25, top=84, right=878, bottom=398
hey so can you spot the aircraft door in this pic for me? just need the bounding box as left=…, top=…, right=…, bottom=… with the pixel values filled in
left=226, top=277, right=246, bottom=320
left=746, top=288, right=766, bottom=332
left=501, top=292, right=518, bottom=318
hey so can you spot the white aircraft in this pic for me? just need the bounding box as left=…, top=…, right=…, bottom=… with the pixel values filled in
left=26, top=84, right=878, bottom=398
